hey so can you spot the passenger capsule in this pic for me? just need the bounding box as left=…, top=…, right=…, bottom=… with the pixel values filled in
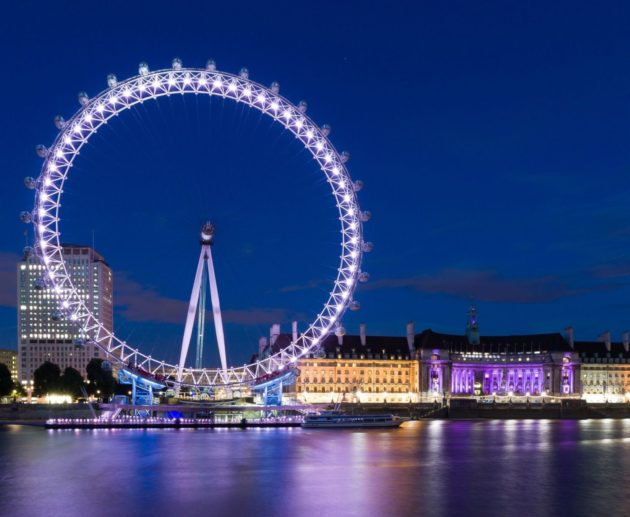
left=34, top=278, right=46, bottom=290
left=361, top=241, right=374, bottom=252
left=138, top=62, right=150, bottom=76
left=78, top=91, right=89, bottom=106
left=20, top=211, right=32, bottom=224
left=101, top=361, right=112, bottom=372
left=51, top=309, right=63, bottom=321
left=358, top=272, right=370, bottom=283
left=335, top=326, right=346, bottom=337
left=74, top=339, right=86, bottom=350
left=239, top=67, right=249, bottom=79
left=107, top=73, right=118, bottom=88
left=35, top=145, right=48, bottom=158
left=350, top=300, right=361, bottom=311
left=353, top=180, right=364, bottom=192
left=24, top=176, right=37, bottom=190
left=206, top=59, right=216, bottom=71
left=271, top=81, right=280, bottom=93
left=340, top=151, right=350, bottom=163
left=298, top=100, right=308, bottom=113
left=321, top=124, right=331, bottom=137
left=172, top=57, right=183, bottom=70
left=23, top=246, right=33, bottom=257
left=54, top=115, right=66, bottom=129
left=360, top=211, right=372, bottom=222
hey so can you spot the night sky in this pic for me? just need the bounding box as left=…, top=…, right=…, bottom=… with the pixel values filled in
left=1, top=1, right=630, bottom=367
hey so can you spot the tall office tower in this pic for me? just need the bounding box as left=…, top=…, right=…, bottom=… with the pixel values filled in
left=17, top=245, right=113, bottom=381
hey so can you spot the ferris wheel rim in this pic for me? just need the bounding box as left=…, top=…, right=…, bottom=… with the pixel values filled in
left=31, top=63, right=365, bottom=388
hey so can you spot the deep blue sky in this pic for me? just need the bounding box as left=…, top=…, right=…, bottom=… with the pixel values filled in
left=1, top=1, right=630, bottom=366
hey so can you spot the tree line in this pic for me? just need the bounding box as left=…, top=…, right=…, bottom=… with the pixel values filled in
left=0, top=358, right=122, bottom=400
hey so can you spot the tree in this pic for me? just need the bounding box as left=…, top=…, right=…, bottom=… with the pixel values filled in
left=34, top=361, right=62, bottom=396
left=86, top=358, right=116, bottom=401
left=60, top=367, right=85, bottom=399
left=0, top=363, right=13, bottom=397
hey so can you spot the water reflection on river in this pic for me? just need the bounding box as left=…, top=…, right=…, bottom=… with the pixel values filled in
left=1, top=419, right=630, bottom=517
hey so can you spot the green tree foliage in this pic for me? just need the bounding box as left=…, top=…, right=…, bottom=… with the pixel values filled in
left=0, top=362, right=13, bottom=397
left=60, top=367, right=85, bottom=398
left=33, top=361, right=61, bottom=396
left=86, top=358, right=116, bottom=400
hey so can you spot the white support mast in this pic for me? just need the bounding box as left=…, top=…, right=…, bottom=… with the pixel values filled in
left=177, top=223, right=228, bottom=385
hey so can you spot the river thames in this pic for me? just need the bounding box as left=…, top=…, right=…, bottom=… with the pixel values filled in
left=1, top=419, right=630, bottom=517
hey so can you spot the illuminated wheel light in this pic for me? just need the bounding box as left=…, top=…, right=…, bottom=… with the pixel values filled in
left=32, top=64, right=364, bottom=390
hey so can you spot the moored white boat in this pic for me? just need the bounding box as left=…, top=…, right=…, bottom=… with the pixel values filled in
left=301, top=412, right=408, bottom=429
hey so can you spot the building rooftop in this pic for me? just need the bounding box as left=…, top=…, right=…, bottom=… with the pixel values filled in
left=415, top=329, right=572, bottom=354
left=257, top=332, right=413, bottom=361
left=574, top=341, right=630, bottom=358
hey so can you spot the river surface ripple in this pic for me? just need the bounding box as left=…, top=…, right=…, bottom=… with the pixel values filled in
left=1, top=419, right=629, bottom=517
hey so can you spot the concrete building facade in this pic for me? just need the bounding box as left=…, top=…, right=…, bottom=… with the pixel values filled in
left=17, top=245, right=113, bottom=381
left=0, top=349, right=18, bottom=383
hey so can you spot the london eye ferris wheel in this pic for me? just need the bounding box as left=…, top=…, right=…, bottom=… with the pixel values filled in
left=22, top=58, right=372, bottom=389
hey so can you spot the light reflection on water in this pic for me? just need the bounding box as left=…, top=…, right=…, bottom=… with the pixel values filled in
left=1, top=420, right=629, bottom=517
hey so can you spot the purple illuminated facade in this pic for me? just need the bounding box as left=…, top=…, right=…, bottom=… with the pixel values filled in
left=416, top=309, right=581, bottom=397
